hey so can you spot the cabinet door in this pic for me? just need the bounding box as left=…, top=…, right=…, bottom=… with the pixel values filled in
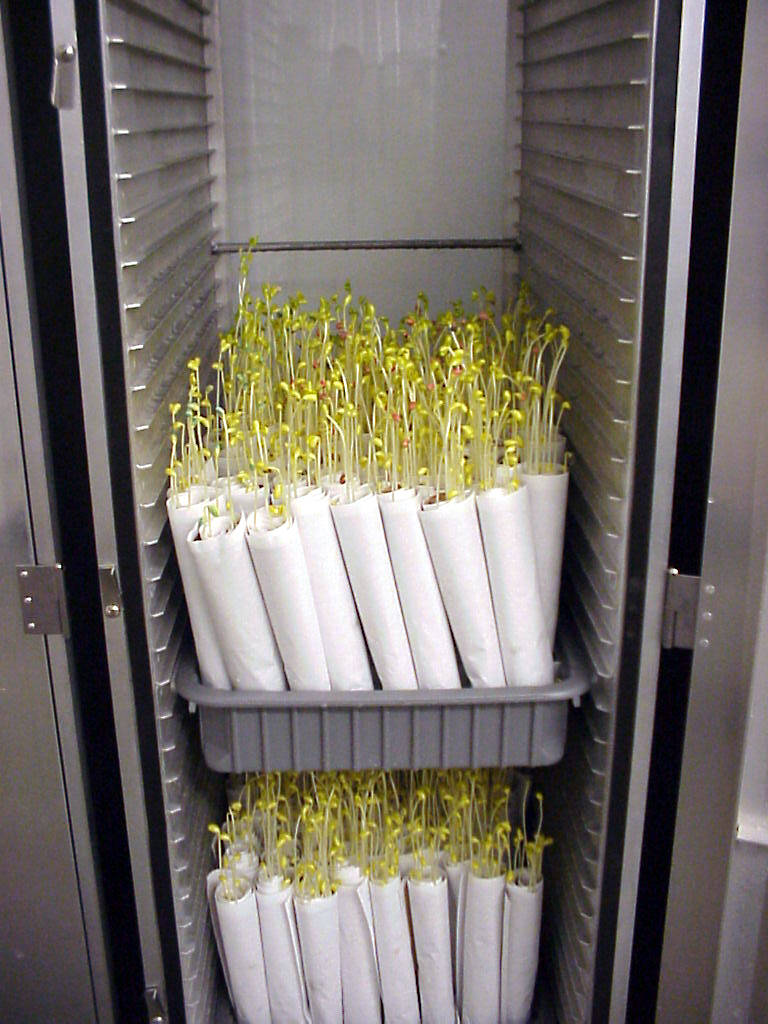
left=0, top=9, right=110, bottom=1022
left=657, top=0, right=768, bottom=1019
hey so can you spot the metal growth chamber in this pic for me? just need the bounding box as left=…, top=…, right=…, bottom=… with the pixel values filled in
left=0, top=0, right=765, bottom=1021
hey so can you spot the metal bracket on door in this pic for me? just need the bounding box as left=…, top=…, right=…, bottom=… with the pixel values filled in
left=661, top=568, right=701, bottom=649
left=143, top=987, right=167, bottom=1024
left=99, top=565, right=123, bottom=619
left=16, top=564, right=70, bottom=636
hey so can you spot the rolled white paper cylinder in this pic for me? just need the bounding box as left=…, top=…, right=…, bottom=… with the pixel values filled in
left=398, top=851, right=416, bottom=879
left=419, top=494, right=505, bottom=688
left=256, top=877, right=311, bottom=1024
left=229, top=847, right=260, bottom=886
left=476, top=486, right=554, bottom=687
left=461, top=873, right=505, bottom=1024
left=331, top=488, right=417, bottom=690
left=379, top=490, right=461, bottom=690
left=292, top=488, right=374, bottom=691
left=407, top=876, right=455, bottom=1024
left=206, top=869, right=235, bottom=1009
left=186, top=515, right=285, bottom=691
left=221, top=480, right=265, bottom=524
left=370, top=876, right=420, bottom=1024
left=520, top=468, right=569, bottom=648
left=295, top=894, right=343, bottom=1024
left=532, top=433, right=567, bottom=470
left=501, top=879, right=543, bottom=1024
left=215, top=884, right=270, bottom=1024
left=444, top=859, right=469, bottom=1014
left=245, top=509, right=330, bottom=691
left=167, top=488, right=229, bottom=689
left=335, top=865, right=381, bottom=1024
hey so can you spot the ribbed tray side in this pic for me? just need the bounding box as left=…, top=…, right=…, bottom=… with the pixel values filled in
left=100, top=2, right=224, bottom=1020
left=519, top=0, right=657, bottom=1019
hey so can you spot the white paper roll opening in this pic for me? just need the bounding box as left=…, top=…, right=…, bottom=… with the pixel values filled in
left=331, top=488, right=417, bottom=690
left=335, top=866, right=381, bottom=1024
left=519, top=468, right=569, bottom=648
left=461, top=873, right=505, bottom=1024
left=167, top=488, right=229, bottom=689
left=476, top=486, right=554, bottom=687
left=255, top=878, right=310, bottom=1024
left=379, top=490, right=461, bottom=690
left=295, top=893, right=343, bottom=1024
left=214, top=884, right=270, bottom=1024
left=370, top=876, right=420, bottom=1024
left=186, top=514, right=285, bottom=691
left=501, top=878, right=543, bottom=1024
left=407, top=876, right=455, bottom=1024
left=292, top=488, right=374, bottom=691
left=246, top=509, right=330, bottom=690
left=419, top=494, right=505, bottom=688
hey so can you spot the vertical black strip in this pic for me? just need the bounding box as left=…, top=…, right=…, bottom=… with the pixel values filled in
left=590, top=2, right=683, bottom=1020
left=3, top=3, right=144, bottom=1021
left=71, top=2, right=186, bottom=1021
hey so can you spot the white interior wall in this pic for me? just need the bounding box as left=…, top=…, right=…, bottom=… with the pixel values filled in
left=217, top=0, right=515, bottom=322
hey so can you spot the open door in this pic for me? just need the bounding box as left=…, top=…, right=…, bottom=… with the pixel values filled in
left=656, top=0, right=768, bottom=1018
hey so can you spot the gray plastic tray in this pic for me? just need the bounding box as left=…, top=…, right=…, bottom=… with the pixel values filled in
left=176, top=636, right=590, bottom=773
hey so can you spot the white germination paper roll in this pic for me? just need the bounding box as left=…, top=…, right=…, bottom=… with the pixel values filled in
left=206, top=869, right=235, bottom=1009
left=186, top=514, right=285, bottom=691
left=295, top=894, right=343, bottom=1024
left=501, top=879, right=543, bottom=1024
left=445, top=859, right=469, bottom=1014
left=335, top=865, right=381, bottom=1024
left=214, top=885, right=270, bottom=1024
left=379, top=489, right=461, bottom=689
left=221, top=480, right=265, bottom=523
left=256, top=878, right=310, bottom=1024
left=167, top=488, right=229, bottom=689
left=292, top=488, right=373, bottom=691
left=419, top=493, right=505, bottom=688
left=407, top=876, right=455, bottom=1024
left=520, top=467, right=569, bottom=648
left=461, top=873, right=505, bottom=1024
left=246, top=508, right=330, bottom=690
left=331, top=488, right=417, bottom=690
left=370, top=876, right=420, bottom=1024
left=476, top=486, right=554, bottom=687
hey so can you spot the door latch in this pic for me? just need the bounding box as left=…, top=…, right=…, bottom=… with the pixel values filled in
left=16, top=565, right=70, bottom=637
left=143, top=988, right=167, bottom=1024
left=661, top=568, right=701, bottom=649
left=99, top=565, right=123, bottom=619
left=51, top=43, right=77, bottom=110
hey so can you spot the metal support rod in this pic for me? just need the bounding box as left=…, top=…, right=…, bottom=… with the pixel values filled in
left=211, top=236, right=522, bottom=255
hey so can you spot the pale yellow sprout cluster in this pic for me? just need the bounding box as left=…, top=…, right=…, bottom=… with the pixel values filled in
left=168, top=255, right=571, bottom=517
left=209, top=768, right=552, bottom=899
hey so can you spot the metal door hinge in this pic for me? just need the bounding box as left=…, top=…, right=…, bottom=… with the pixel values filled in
left=661, top=568, right=701, bottom=649
left=144, top=988, right=167, bottom=1024
left=51, top=43, right=77, bottom=110
left=16, top=564, right=69, bottom=637
left=99, top=565, right=123, bottom=619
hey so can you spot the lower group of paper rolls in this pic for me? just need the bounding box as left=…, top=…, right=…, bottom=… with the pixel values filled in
left=168, top=467, right=568, bottom=692
left=209, top=856, right=543, bottom=1024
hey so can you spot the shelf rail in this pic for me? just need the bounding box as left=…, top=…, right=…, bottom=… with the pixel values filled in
left=211, top=236, right=522, bottom=255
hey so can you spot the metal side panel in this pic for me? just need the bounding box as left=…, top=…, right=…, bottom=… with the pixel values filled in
left=50, top=0, right=225, bottom=1019
left=97, top=0, right=226, bottom=1020
left=518, top=0, right=702, bottom=1020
